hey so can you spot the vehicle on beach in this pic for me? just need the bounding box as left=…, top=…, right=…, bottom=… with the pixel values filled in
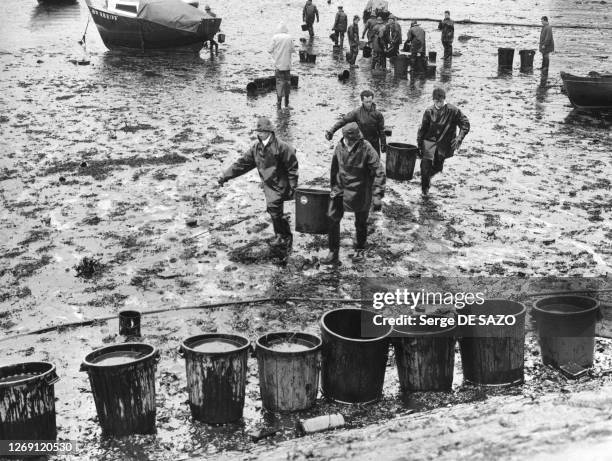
left=560, top=71, right=612, bottom=110
left=363, top=0, right=391, bottom=22
left=84, top=0, right=221, bottom=52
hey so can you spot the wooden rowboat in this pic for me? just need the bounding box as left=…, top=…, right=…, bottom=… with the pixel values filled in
left=560, top=71, right=612, bottom=110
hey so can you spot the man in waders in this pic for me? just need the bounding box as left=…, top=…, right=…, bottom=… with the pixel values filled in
left=325, top=89, right=386, bottom=154
left=218, top=117, right=298, bottom=247
left=438, top=10, right=454, bottom=60
left=539, top=16, right=554, bottom=69
left=332, top=6, right=348, bottom=47
left=347, top=15, right=360, bottom=67
left=303, top=0, right=320, bottom=38
left=385, top=15, right=402, bottom=59
left=405, top=20, right=426, bottom=72
left=270, top=23, right=294, bottom=109
left=203, top=5, right=219, bottom=55
left=417, top=88, right=470, bottom=196
left=322, top=123, right=385, bottom=264
left=370, top=17, right=387, bottom=70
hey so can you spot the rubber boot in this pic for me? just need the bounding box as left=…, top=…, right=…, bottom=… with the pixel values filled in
left=321, top=250, right=339, bottom=264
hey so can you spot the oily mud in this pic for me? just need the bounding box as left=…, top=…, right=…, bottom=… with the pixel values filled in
left=1, top=0, right=611, bottom=459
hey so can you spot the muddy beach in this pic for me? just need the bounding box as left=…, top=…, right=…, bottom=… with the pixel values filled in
left=1, top=0, right=612, bottom=459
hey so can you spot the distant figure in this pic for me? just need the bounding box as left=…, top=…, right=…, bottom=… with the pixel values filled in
left=332, top=6, right=348, bottom=47
left=371, top=17, right=387, bottom=70
left=347, top=15, right=360, bottom=67
left=325, top=89, right=386, bottom=154
left=203, top=5, right=218, bottom=55
left=321, top=122, right=385, bottom=264
left=405, top=20, right=426, bottom=58
left=438, top=10, right=454, bottom=59
left=218, top=118, right=298, bottom=248
left=385, top=14, right=402, bottom=58
left=539, top=16, right=554, bottom=69
left=303, top=0, right=320, bottom=38
left=362, top=15, right=377, bottom=44
left=417, top=88, right=470, bottom=196
left=270, top=23, right=294, bottom=109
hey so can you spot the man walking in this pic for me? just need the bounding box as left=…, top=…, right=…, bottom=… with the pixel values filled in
left=438, top=10, right=454, bottom=60
left=218, top=117, right=298, bottom=247
left=303, top=0, right=319, bottom=38
left=203, top=5, right=218, bottom=55
left=325, top=89, right=387, bottom=154
left=362, top=15, right=378, bottom=44
left=347, top=15, right=360, bottom=67
left=539, top=16, right=554, bottom=69
left=417, top=88, right=470, bottom=195
left=322, top=123, right=385, bottom=264
left=270, top=23, right=294, bottom=109
left=332, top=6, right=348, bottom=47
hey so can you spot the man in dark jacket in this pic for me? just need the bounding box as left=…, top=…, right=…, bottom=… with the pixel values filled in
left=332, top=6, right=348, bottom=47
left=347, top=15, right=360, bottom=66
left=417, top=88, right=470, bottom=195
left=362, top=15, right=378, bottom=43
left=370, top=17, right=387, bottom=70
left=303, top=0, right=319, bottom=38
left=218, top=117, right=298, bottom=246
left=438, top=10, right=454, bottom=59
left=405, top=20, right=426, bottom=59
left=385, top=15, right=402, bottom=58
left=539, top=16, right=554, bottom=69
left=322, top=123, right=386, bottom=264
left=325, top=89, right=387, bottom=154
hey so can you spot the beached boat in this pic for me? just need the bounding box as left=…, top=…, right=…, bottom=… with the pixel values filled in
left=85, top=0, right=221, bottom=52
left=560, top=71, right=612, bottom=110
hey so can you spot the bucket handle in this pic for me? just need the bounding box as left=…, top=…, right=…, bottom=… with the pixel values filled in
left=79, top=362, right=88, bottom=373
left=177, top=345, right=185, bottom=358
left=45, top=370, right=60, bottom=385
left=153, top=350, right=161, bottom=364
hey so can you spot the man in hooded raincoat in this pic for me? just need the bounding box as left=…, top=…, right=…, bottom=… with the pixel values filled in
left=303, top=0, right=320, bottom=38
left=322, top=122, right=386, bottom=264
left=270, top=23, right=294, bottom=109
left=218, top=118, right=298, bottom=246
left=325, top=89, right=387, bottom=154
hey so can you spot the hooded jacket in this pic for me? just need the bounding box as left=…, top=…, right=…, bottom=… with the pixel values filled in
left=270, top=23, right=294, bottom=71
left=417, top=103, right=470, bottom=159
left=330, top=136, right=385, bottom=212
left=222, top=133, right=298, bottom=205
left=330, top=103, right=386, bottom=152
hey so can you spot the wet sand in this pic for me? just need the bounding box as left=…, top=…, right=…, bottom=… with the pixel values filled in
left=1, top=0, right=611, bottom=459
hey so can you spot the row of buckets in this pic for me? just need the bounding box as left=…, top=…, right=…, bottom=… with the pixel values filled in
left=498, top=47, right=536, bottom=71
left=0, top=296, right=602, bottom=440
left=296, top=142, right=419, bottom=234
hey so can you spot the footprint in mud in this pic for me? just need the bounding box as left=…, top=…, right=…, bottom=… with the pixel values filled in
left=228, top=238, right=290, bottom=265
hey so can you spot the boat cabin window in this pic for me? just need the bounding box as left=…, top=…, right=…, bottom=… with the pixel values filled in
left=115, top=3, right=137, bottom=13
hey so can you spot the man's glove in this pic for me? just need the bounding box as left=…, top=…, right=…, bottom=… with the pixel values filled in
left=325, top=130, right=333, bottom=141
left=372, top=196, right=382, bottom=211
left=217, top=177, right=226, bottom=187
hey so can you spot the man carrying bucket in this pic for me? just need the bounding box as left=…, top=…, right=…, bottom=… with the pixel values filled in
left=325, top=89, right=387, bottom=154
left=417, top=87, right=470, bottom=196
left=347, top=15, right=360, bottom=67
left=218, top=117, right=298, bottom=247
left=270, top=23, right=294, bottom=110
left=322, top=123, right=385, bottom=264
left=302, top=0, right=320, bottom=38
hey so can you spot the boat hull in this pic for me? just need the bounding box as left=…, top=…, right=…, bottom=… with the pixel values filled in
left=88, top=6, right=221, bottom=53
left=560, top=71, right=612, bottom=110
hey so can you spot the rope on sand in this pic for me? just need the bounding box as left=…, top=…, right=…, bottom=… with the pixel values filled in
left=2, top=291, right=611, bottom=342
left=395, top=17, right=612, bottom=31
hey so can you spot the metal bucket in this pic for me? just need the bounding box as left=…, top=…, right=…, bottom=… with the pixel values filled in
left=0, top=362, right=59, bottom=440
left=498, top=47, right=515, bottom=69
left=179, top=333, right=250, bottom=424
left=385, top=142, right=418, bottom=181
left=295, top=188, right=330, bottom=234
left=255, top=332, right=322, bottom=412
left=362, top=45, right=372, bottom=58
left=533, top=296, right=600, bottom=369
left=519, top=49, right=535, bottom=72
left=81, top=343, right=159, bottom=436
left=394, top=54, right=409, bottom=79
left=119, top=310, right=141, bottom=336
left=320, top=308, right=391, bottom=404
